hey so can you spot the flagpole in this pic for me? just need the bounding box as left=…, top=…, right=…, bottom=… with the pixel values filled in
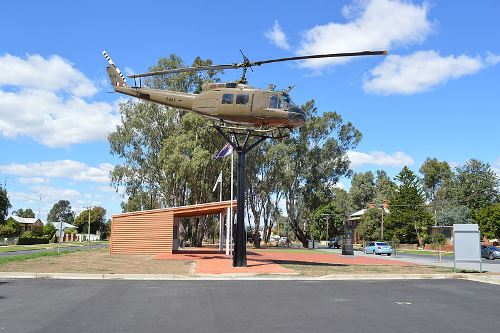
left=218, top=170, right=223, bottom=252
left=227, top=145, right=234, bottom=256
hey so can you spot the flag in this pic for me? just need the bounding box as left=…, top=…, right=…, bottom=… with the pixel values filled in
left=212, top=171, right=222, bottom=192
left=214, top=143, right=233, bottom=159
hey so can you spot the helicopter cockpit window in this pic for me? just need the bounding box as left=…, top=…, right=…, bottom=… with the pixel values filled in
left=222, top=94, right=234, bottom=104
left=269, top=95, right=282, bottom=109
left=236, top=94, right=249, bottom=105
left=282, top=93, right=294, bottom=106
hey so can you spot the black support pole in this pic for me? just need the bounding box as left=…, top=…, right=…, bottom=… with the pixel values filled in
left=214, top=126, right=269, bottom=267
left=233, top=149, right=247, bottom=267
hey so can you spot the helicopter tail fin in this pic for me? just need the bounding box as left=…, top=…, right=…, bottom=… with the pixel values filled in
left=102, top=50, right=127, bottom=87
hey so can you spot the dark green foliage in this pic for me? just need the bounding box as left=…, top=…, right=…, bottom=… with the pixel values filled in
left=43, top=223, right=57, bottom=241
left=419, top=158, right=452, bottom=203
left=74, top=206, right=107, bottom=234
left=474, top=203, right=500, bottom=240
left=436, top=205, right=471, bottom=226
left=374, top=170, right=397, bottom=204
left=18, top=234, right=50, bottom=245
left=13, top=208, right=35, bottom=218
left=47, top=200, right=74, bottom=224
left=309, top=202, right=345, bottom=241
left=453, top=159, right=499, bottom=211
left=0, top=217, right=21, bottom=237
left=356, top=208, right=382, bottom=241
left=0, top=186, right=11, bottom=224
left=385, top=167, right=433, bottom=245
left=349, top=171, right=375, bottom=210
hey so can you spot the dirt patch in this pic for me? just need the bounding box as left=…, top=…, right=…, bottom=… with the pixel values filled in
left=282, top=263, right=453, bottom=276
left=0, top=248, right=194, bottom=275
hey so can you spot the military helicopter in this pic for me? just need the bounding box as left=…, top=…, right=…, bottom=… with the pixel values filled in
left=103, top=50, right=386, bottom=130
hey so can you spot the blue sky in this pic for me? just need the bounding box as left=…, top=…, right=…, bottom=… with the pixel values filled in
left=1, top=0, right=499, bottom=220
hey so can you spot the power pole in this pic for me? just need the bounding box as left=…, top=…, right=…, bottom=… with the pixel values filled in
left=87, top=206, right=92, bottom=243
left=381, top=206, right=384, bottom=240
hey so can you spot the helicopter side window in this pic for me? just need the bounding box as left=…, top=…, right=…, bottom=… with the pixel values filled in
left=269, top=95, right=282, bottom=109
left=236, top=94, right=249, bottom=105
left=222, top=94, right=234, bottom=104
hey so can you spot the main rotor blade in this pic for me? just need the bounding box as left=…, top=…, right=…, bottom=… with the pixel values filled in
left=251, top=50, right=387, bottom=66
left=128, top=64, right=236, bottom=78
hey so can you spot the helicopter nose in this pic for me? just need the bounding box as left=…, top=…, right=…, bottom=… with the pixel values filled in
left=288, top=107, right=305, bottom=127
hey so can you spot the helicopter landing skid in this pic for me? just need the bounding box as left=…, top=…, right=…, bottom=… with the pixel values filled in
left=212, top=124, right=289, bottom=140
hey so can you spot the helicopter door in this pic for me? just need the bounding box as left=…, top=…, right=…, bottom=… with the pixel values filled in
left=235, top=93, right=251, bottom=114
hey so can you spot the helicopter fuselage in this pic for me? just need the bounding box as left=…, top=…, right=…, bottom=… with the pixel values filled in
left=113, top=82, right=305, bottom=128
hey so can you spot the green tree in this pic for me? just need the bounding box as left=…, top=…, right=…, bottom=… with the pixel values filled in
left=0, top=186, right=11, bottom=224
left=74, top=206, right=107, bottom=234
left=453, top=159, right=499, bottom=211
left=0, top=217, right=21, bottom=237
left=436, top=205, right=471, bottom=226
left=43, top=223, right=57, bottom=241
left=419, top=158, right=452, bottom=204
left=309, top=201, right=345, bottom=241
left=385, top=167, right=433, bottom=246
left=374, top=170, right=397, bottom=204
left=278, top=100, right=362, bottom=247
left=474, top=203, right=500, bottom=240
left=349, top=171, right=375, bottom=210
left=13, top=208, right=35, bottom=218
left=356, top=208, right=382, bottom=242
left=47, top=200, right=74, bottom=223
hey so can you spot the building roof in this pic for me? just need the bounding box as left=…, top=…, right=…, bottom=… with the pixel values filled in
left=112, top=200, right=237, bottom=219
left=348, top=207, right=390, bottom=221
left=8, top=215, right=42, bottom=225
left=48, top=221, right=77, bottom=230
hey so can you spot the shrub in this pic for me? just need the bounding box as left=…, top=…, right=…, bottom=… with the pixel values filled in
left=0, top=217, right=21, bottom=237
left=32, top=225, right=45, bottom=237
left=43, top=223, right=57, bottom=240
left=0, top=224, right=17, bottom=237
left=18, top=235, right=50, bottom=245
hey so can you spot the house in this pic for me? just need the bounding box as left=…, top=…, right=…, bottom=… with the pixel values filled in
left=8, top=216, right=44, bottom=233
left=349, top=202, right=390, bottom=243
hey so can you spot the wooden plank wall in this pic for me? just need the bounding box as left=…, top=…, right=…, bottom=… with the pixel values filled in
left=111, top=210, right=174, bottom=254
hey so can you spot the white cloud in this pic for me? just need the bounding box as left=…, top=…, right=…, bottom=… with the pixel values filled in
left=363, top=50, right=496, bottom=94
left=0, top=160, right=113, bottom=183
left=297, top=0, right=432, bottom=69
left=31, top=185, right=81, bottom=199
left=265, top=21, right=290, bottom=50
left=18, top=177, right=48, bottom=184
left=0, top=53, right=120, bottom=147
left=348, top=150, right=414, bottom=168
left=0, top=54, right=97, bottom=97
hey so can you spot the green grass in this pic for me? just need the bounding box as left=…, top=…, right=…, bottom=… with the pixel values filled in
left=0, top=241, right=109, bottom=253
left=397, top=249, right=454, bottom=256
left=0, top=250, right=75, bottom=266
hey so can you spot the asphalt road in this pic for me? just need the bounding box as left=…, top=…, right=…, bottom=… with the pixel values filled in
left=0, top=243, right=108, bottom=257
left=0, top=279, right=498, bottom=333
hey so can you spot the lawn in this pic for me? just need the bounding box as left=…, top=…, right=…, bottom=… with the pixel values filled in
left=0, top=241, right=109, bottom=253
left=281, top=263, right=454, bottom=276
left=397, top=249, right=454, bottom=256
left=0, top=248, right=194, bottom=275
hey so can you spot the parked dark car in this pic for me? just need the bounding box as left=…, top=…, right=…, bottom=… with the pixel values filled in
left=328, top=237, right=341, bottom=249
left=481, top=245, right=500, bottom=260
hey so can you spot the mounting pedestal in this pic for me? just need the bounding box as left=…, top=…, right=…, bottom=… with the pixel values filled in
left=214, top=126, right=268, bottom=267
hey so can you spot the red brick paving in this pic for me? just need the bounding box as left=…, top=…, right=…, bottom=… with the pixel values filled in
left=154, top=248, right=414, bottom=275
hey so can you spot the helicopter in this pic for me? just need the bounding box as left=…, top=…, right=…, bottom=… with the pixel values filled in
left=103, top=50, right=386, bottom=130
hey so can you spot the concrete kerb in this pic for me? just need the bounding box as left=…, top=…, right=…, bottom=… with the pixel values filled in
left=1, top=271, right=499, bottom=284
